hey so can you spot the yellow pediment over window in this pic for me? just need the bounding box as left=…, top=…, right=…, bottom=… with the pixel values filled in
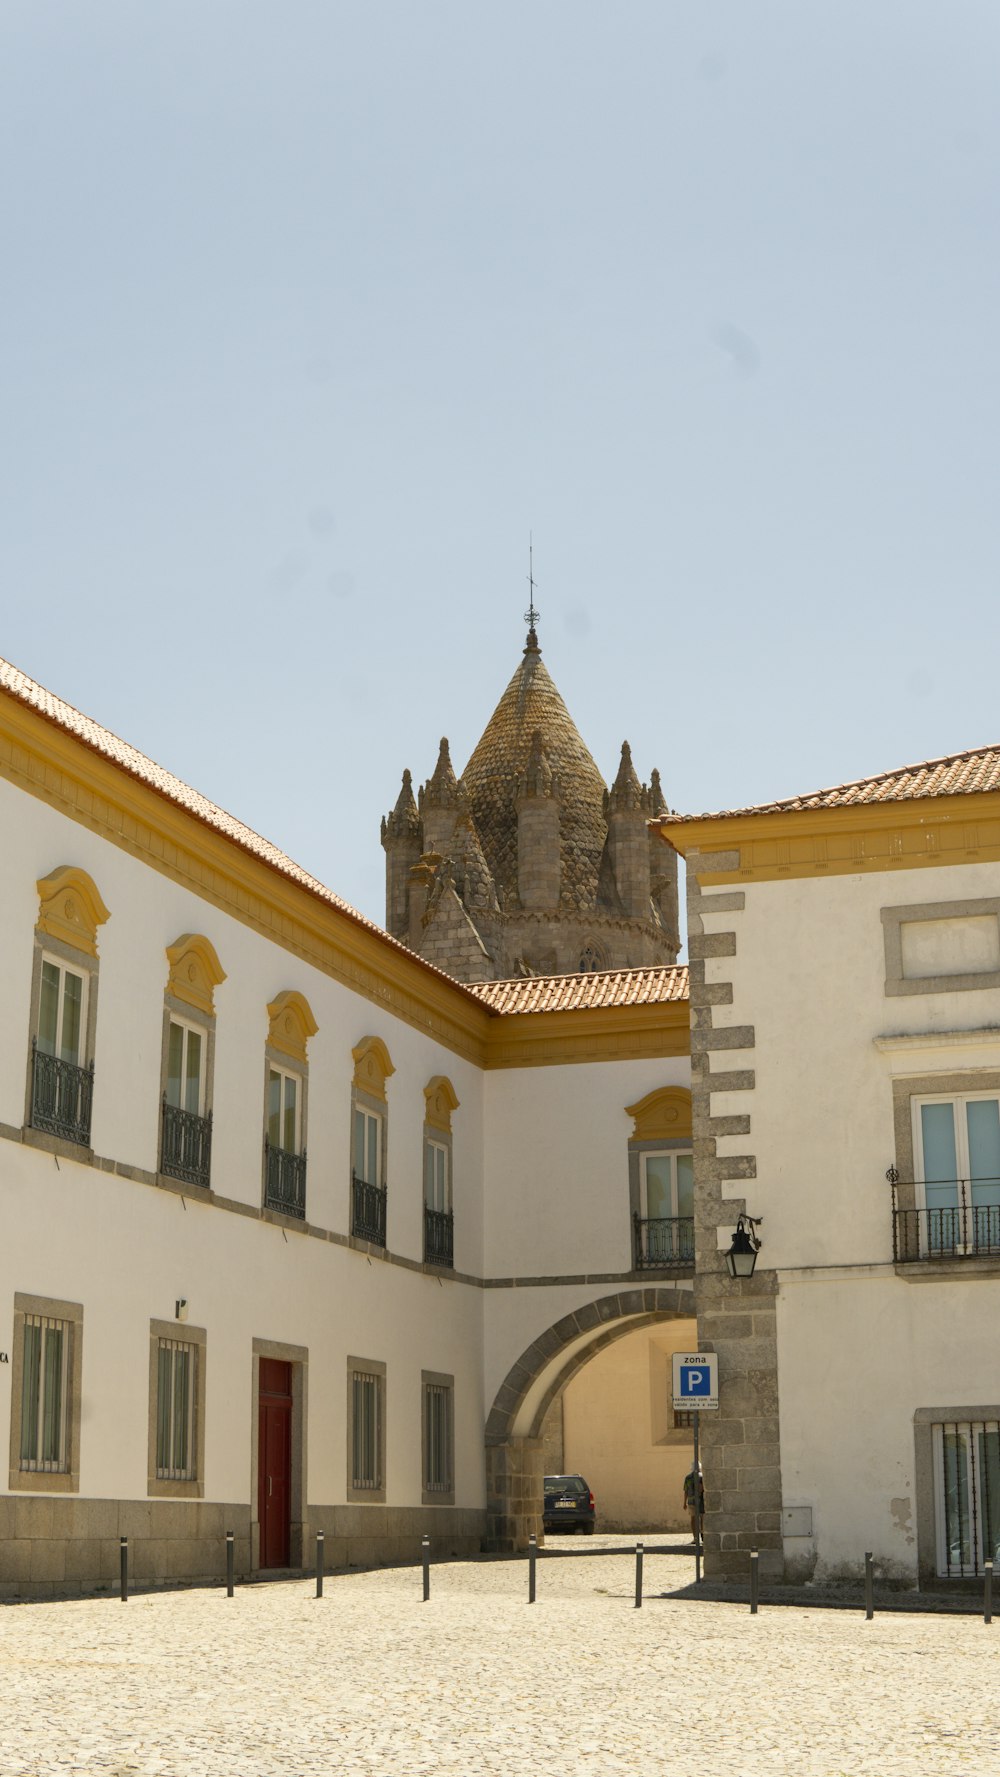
left=352, top=1035, right=395, bottom=1102
left=36, top=866, right=111, bottom=958
left=166, top=934, right=227, bottom=1017
left=424, top=1074, right=459, bottom=1133
left=267, top=990, right=319, bottom=1064
left=625, top=1085, right=692, bottom=1142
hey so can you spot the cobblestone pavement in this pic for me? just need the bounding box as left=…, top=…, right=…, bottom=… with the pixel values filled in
left=1, top=1533, right=996, bottom=1776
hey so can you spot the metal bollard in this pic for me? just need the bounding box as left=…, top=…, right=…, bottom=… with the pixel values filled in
left=986, top=1560, right=993, bottom=1625
left=750, top=1548, right=759, bottom=1615
left=120, top=1536, right=128, bottom=1603
left=528, top=1533, right=537, bottom=1604
left=864, top=1551, right=874, bottom=1620
left=316, top=1531, right=325, bottom=1599
left=226, top=1530, right=234, bottom=1598
left=421, top=1535, right=430, bottom=1602
left=634, top=1541, right=643, bottom=1608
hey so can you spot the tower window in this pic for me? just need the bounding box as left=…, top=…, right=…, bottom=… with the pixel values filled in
left=579, top=942, right=606, bottom=973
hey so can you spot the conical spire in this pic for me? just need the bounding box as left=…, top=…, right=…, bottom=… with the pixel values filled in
left=381, top=768, right=420, bottom=841
left=648, top=768, right=667, bottom=818
left=461, top=644, right=606, bottom=907
left=420, top=738, right=466, bottom=812
left=605, top=741, right=648, bottom=815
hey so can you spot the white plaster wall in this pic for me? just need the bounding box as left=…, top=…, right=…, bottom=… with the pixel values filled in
left=481, top=1053, right=690, bottom=1280
left=0, top=776, right=484, bottom=1256
left=0, top=1140, right=485, bottom=1505
left=705, top=856, right=1000, bottom=1579
left=0, top=778, right=487, bottom=1508
left=776, top=1272, right=1000, bottom=1579
left=0, top=773, right=691, bottom=1519
left=702, top=861, right=1000, bottom=1270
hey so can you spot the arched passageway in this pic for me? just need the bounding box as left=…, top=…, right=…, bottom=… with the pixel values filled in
left=484, top=1285, right=695, bottom=1551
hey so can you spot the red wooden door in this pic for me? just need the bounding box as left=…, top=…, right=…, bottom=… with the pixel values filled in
left=258, top=1358, right=293, bottom=1568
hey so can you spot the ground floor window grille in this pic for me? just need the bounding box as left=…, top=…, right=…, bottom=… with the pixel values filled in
left=156, top=1339, right=196, bottom=1480
left=934, top=1419, right=1000, bottom=1577
left=424, top=1383, right=451, bottom=1492
left=20, top=1315, right=70, bottom=1472
left=352, top=1371, right=382, bottom=1491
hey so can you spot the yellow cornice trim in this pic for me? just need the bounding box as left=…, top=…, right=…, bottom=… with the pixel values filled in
left=352, top=1034, right=396, bottom=1102
left=482, top=999, right=689, bottom=1069
left=625, top=1084, right=692, bottom=1141
left=3, top=689, right=692, bottom=1070
left=660, top=791, right=1000, bottom=887
left=36, top=865, right=111, bottom=959
left=166, top=933, right=227, bottom=1017
left=0, top=690, right=490, bottom=1063
left=267, top=990, right=319, bottom=1065
left=424, top=1074, right=460, bottom=1132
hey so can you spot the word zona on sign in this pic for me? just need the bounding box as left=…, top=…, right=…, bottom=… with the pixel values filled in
left=671, top=1351, right=719, bottom=1410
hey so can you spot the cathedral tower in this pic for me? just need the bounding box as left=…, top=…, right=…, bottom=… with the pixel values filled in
left=381, top=623, right=679, bottom=983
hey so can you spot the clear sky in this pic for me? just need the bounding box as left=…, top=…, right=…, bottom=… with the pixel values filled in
left=3, top=2, right=998, bottom=929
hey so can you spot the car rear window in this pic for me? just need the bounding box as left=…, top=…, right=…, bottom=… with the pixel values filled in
left=544, top=1476, right=588, bottom=1496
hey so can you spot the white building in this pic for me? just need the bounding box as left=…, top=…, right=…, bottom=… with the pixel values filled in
left=7, top=644, right=992, bottom=1599
left=0, top=657, right=693, bottom=1597
left=663, top=747, right=1000, bottom=1588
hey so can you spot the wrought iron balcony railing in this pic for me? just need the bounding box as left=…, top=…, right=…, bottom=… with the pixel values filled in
left=424, top=1205, right=454, bottom=1268
left=31, top=1042, right=93, bottom=1146
left=265, top=1140, right=307, bottom=1220
left=352, top=1172, right=387, bottom=1246
left=161, top=1098, right=212, bottom=1189
left=889, top=1170, right=1000, bottom=1262
left=633, top=1212, right=695, bottom=1270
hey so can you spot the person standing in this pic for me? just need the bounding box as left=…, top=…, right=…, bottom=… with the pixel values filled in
left=683, top=1462, right=704, bottom=1543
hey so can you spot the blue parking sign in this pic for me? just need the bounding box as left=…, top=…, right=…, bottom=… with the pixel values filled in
left=671, top=1352, right=718, bottom=1409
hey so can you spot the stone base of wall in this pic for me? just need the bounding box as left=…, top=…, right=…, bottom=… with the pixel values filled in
left=485, top=1437, right=544, bottom=1551
left=0, top=1496, right=486, bottom=1600
left=307, top=1504, right=485, bottom=1573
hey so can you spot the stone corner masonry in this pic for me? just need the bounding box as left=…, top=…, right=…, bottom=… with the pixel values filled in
left=687, top=850, right=784, bottom=1582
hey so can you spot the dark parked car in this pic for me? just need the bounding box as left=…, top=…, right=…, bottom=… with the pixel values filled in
left=543, top=1473, right=596, bottom=1534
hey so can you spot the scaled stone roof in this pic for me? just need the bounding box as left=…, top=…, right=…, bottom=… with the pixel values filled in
left=669, top=742, right=1000, bottom=823
left=461, top=638, right=608, bottom=910
left=469, top=964, right=689, bottom=1014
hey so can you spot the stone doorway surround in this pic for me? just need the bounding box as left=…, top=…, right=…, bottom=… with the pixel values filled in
left=484, top=1285, right=695, bottom=1551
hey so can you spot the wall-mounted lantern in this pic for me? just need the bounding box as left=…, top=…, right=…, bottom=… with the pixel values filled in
left=725, top=1214, right=762, bottom=1279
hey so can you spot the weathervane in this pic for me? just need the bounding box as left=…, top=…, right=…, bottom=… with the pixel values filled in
left=524, top=534, right=540, bottom=638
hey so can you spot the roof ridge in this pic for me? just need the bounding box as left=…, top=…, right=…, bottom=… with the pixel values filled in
left=0, top=655, right=485, bottom=1000
left=785, top=739, right=1000, bottom=805
left=477, top=961, right=688, bottom=988
left=669, top=738, right=1000, bottom=824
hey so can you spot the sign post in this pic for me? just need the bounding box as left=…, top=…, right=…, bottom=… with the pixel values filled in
left=672, top=1353, right=719, bottom=1586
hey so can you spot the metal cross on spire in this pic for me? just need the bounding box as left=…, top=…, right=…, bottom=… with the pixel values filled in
left=524, top=534, right=540, bottom=642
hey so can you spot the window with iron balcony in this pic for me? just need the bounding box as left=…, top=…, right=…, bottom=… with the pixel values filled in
left=423, top=1075, right=459, bottom=1269
left=625, top=1086, right=695, bottom=1273
left=27, top=867, right=109, bottom=1149
left=351, top=1037, right=394, bottom=1247
left=261, top=992, right=318, bottom=1222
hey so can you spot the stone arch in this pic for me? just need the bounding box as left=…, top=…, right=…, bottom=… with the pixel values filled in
left=485, top=1285, right=696, bottom=1550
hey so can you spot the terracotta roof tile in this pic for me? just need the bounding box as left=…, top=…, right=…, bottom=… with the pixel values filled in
left=0, top=656, right=467, bottom=983
left=669, top=743, right=1000, bottom=823
left=469, top=965, right=689, bottom=1014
